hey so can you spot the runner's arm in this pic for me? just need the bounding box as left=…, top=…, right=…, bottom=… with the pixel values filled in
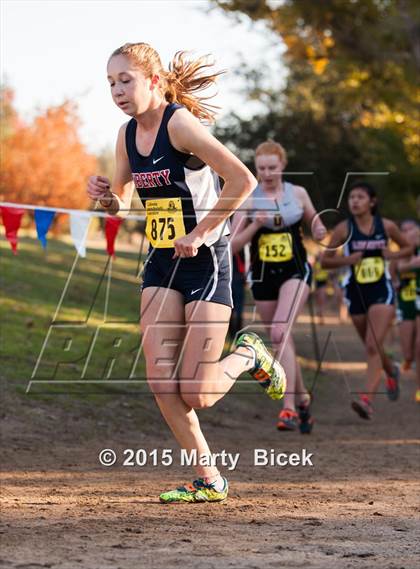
left=296, top=186, right=327, bottom=241
left=230, top=209, right=262, bottom=254
left=383, top=219, right=413, bottom=260
left=97, top=123, right=136, bottom=217
left=169, top=109, right=257, bottom=240
left=398, top=254, right=420, bottom=271
left=321, top=222, right=362, bottom=268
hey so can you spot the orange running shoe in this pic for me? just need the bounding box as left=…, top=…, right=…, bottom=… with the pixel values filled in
left=277, top=408, right=299, bottom=431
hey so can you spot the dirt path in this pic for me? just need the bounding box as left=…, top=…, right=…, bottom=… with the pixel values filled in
left=1, top=319, right=420, bottom=568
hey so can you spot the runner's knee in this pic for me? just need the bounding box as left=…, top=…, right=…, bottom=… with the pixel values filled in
left=148, top=379, right=178, bottom=396
left=365, top=339, right=379, bottom=358
left=271, top=324, right=287, bottom=346
left=146, top=365, right=178, bottom=395
left=181, top=392, right=216, bottom=409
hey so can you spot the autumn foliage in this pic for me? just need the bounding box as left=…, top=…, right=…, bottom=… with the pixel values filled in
left=0, top=87, right=21, bottom=139
left=0, top=90, right=97, bottom=213
left=213, top=0, right=419, bottom=217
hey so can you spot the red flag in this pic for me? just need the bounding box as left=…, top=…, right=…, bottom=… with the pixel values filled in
left=105, top=216, right=123, bottom=257
left=0, top=207, right=25, bottom=254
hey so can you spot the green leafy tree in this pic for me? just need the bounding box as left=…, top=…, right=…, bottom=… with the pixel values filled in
left=212, top=0, right=419, bottom=217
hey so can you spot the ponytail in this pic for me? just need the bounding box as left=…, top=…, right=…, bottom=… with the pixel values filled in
left=164, top=51, right=224, bottom=123
left=111, top=43, right=224, bottom=123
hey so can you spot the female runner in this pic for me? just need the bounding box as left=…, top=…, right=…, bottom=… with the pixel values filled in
left=231, top=141, right=326, bottom=432
left=321, top=182, right=412, bottom=419
left=390, top=220, right=419, bottom=372
left=86, top=43, right=285, bottom=503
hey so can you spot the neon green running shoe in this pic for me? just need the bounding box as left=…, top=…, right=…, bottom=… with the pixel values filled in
left=159, top=477, right=228, bottom=504
left=235, top=332, right=286, bottom=400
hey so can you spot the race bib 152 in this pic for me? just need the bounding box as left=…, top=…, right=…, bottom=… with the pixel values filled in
left=258, top=233, right=293, bottom=262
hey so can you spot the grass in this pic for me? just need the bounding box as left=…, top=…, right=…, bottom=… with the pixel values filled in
left=1, top=236, right=147, bottom=398
left=0, top=235, right=265, bottom=403
left=1, top=234, right=323, bottom=438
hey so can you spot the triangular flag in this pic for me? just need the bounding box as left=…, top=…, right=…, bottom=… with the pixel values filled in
left=105, top=216, right=123, bottom=257
left=34, top=209, right=55, bottom=248
left=0, top=206, right=25, bottom=254
left=69, top=213, right=91, bottom=257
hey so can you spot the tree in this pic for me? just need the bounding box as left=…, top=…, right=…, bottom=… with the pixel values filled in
left=0, top=98, right=97, bottom=212
left=212, top=0, right=419, bottom=217
left=0, top=85, right=20, bottom=141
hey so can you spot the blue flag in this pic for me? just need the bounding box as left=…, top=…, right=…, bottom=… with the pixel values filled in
left=34, top=209, right=55, bottom=248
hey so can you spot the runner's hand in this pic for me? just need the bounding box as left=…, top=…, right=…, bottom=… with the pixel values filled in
left=87, top=175, right=113, bottom=202
left=254, top=212, right=270, bottom=227
left=173, top=233, right=204, bottom=258
left=312, top=224, right=327, bottom=241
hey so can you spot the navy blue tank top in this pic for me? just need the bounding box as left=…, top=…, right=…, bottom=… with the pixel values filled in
left=125, top=103, right=229, bottom=248
left=342, top=214, right=390, bottom=287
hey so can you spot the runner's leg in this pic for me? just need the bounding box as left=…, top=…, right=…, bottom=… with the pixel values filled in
left=399, top=320, right=415, bottom=366
left=179, top=300, right=254, bottom=409
left=264, top=279, right=310, bottom=411
left=350, top=314, right=368, bottom=344
left=141, top=287, right=220, bottom=479
left=364, top=304, right=395, bottom=400
left=294, top=340, right=308, bottom=403
left=253, top=299, right=308, bottom=412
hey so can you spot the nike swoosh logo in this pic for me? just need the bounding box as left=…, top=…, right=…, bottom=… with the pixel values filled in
left=152, top=156, right=164, bottom=165
left=191, top=288, right=203, bottom=295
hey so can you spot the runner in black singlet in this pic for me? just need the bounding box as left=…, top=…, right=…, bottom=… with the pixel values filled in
left=322, top=182, right=412, bottom=420
left=86, top=43, right=286, bottom=503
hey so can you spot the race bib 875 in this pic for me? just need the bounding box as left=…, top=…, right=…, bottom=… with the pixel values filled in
left=145, top=198, right=186, bottom=248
